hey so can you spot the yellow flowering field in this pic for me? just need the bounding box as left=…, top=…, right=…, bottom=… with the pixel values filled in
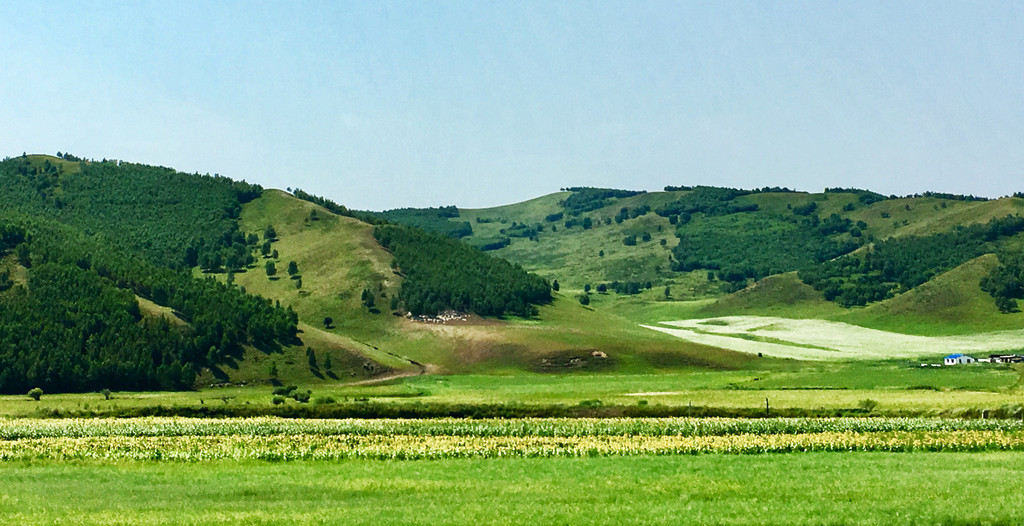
left=2, top=417, right=1024, bottom=461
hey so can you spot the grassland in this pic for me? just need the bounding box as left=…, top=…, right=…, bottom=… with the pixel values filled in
left=3, top=453, right=1024, bottom=524
left=3, top=354, right=1022, bottom=418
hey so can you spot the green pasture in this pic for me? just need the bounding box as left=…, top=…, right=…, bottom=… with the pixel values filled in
left=2, top=453, right=1024, bottom=524
left=3, top=357, right=1022, bottom=417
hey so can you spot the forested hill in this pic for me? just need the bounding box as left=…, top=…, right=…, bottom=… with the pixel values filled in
left=0, top=154, right=297, bottom=394
left=375, top=185, right=1024, bottom=312
left=0, top=154, right=555, bottom=393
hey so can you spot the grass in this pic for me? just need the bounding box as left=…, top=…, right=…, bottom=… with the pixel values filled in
left=2, top=453, right=1024, bottom=524
left=457, top=191, right=684, bottom=289
left=837, top=254, right=1024, bottom=335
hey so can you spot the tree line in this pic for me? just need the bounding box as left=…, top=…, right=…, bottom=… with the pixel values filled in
left=374, top=224, right=551, bottom=317
left=799, top=215, right=1024, bottom=307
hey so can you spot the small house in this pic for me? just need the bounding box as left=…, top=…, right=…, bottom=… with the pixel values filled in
left=989, top=354, right=1024, bottom=364
left=944, top=354, right=976, bottom=365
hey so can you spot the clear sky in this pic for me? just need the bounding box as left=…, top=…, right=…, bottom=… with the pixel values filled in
left=2, top=1, right=1022, bottom=210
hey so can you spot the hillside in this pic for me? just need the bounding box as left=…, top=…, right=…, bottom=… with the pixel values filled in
left=380, top=187, right=1024, bottom=315
left=5, top=152, right=1024, bottom=394
left=231, top=190, right=757, bottom=377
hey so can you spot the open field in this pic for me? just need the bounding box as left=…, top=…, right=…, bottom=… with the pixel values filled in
left=2, top=355, right=1023, bottom=417
left=3, top=453, right=1024, bottom=524
left=644, top=316, right=1024, bottom=360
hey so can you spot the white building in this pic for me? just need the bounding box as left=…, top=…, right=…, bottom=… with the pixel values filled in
left=944, top=353, right=976, bottom=365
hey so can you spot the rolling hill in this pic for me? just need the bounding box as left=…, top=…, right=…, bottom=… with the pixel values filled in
left=3, top=152, right=1024, bottom=395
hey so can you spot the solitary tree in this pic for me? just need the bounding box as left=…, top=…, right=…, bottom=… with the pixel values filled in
left=264, top=225, right=277, bottom=241
left=578, top=294, right=590, bottom=306
left=265, top=261, right=277, bottom=277
left=552, top=280, right=560, bottom=292
left=287, top=261, right=299, bottom=277
left=323, top=316, right=333, bottom=329
left=27, top=387, right=42, bottom=401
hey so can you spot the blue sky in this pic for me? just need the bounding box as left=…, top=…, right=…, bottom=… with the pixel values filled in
left=1, top=1, right=1022, bottom=210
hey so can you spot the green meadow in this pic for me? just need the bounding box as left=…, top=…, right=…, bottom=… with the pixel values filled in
left=3, top=453, right=1024, bottom=525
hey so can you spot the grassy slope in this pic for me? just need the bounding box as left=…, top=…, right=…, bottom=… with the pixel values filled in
left=226, top=190, right=750, bottom=381
left=420, top=188, right=1024, bottom=301
left=231, top=190, right=417, bottom=376
left=458, top=191, right=684, bottom=289
left=5, top=454, right=1024, bottom=525
left=834, top=254, right=1024, bottom=335
left=685, top=254, right=1024, bottom=337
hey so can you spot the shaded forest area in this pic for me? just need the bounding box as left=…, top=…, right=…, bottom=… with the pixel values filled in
left=374, top=224, right=551, bottom=317
left=0, top=156, right=298, bottom=393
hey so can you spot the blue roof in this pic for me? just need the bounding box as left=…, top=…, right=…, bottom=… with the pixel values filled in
left=945, top=354, right=965, bottom=359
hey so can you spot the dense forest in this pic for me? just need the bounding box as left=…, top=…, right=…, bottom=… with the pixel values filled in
left=374, top=225, right=551, bottom=317
left=666, top=188, right=862, bottom=287
left=378, top=206, right=473, bottom=239
left=0, top=155, right=298, bottom=394
left=982, top=249, right=1024, bottom=312
left=559, top=187, right=647, bottom=216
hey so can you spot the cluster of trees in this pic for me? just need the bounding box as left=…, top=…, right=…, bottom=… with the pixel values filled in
left=600, top=280, right=654, bottom=295
left=614, top=205, right=650, bottom=223
left=378, top=206, right=473, bottom=239
left=564, top=217, right=593, bottom=229
left=475, top=237, right=511, bottom=251
left=981, top=250, right=1024, bottom=312
left=559, top=187, right=646, bottom=216
left=799, top=216, right=1024, bottom=307
left=290, top=188, right=382, bottom=224
left=655, top=186, right=759, bottom=218
left=822, top=187, right=989, bottom=203
left=374, top=225, right=551, bottom=317
left=823, top=188, right=888, bottom=205
left=500, top=222, right=542, bottom=238
left=663, top=185, right=796, bottom=194
left=672, top=215, right=861, bottom=288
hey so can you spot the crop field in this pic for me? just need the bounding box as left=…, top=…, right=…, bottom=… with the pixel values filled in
left=644, top=316, right=1024, bottom=360
left=4, top=418, right=1024, bottom=524
left=5, top=417, right=1024, bottom=462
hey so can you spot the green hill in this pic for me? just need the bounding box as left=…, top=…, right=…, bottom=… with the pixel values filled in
left=5, top=152, right=1024, bottom=395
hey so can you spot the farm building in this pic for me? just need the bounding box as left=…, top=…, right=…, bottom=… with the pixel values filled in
left=989, top=354, right=1024, bottom=364
left=944, top=354, right=976, bottom=365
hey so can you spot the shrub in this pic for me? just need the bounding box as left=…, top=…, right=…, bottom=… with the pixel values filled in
left=28, top=387, right=43, bottom=400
